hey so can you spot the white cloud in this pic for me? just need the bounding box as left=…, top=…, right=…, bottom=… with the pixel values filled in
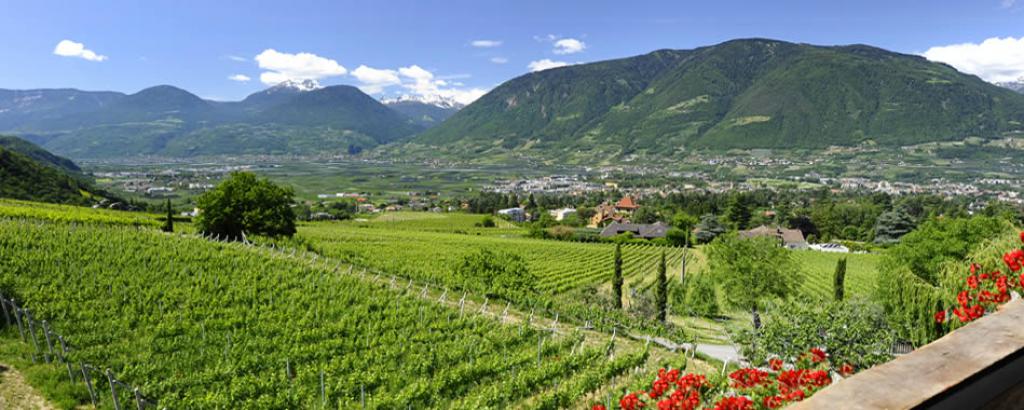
left=226, top=55, right=248, bottom=62
left=923, top=36, right=1024, bottom=83
left=471, top=40, right=502, bottom=48
left=490, top=57, right=509, bottom=64
left=528, top=59, right=569, bottom=72
left=228, top=74, right=251, bottom=82
left=351, top=65, right=401, bottom=94
left=1002, top=0, right=1017, bottom=9
left=553, top=38, right=586, bottom=55
left=53, top=39, right=107, bottom=62
left=397, top=65, right=487, bottom=105
left=254, top=49, right=347, bottom=86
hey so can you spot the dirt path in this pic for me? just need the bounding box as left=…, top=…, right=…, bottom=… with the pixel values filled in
left=0, top=363, right=57, bottom=410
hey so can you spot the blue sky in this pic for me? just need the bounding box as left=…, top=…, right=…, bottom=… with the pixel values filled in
left=1, top=0, right=1022, bottom=102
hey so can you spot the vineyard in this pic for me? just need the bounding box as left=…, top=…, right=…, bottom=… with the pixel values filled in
left=299, top=221, right=689, bottom=295
left=0, top=216, right=655, bottom=409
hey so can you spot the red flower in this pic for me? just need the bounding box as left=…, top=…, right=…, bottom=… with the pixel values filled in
left=712, top=396, right=754, bottom=410
left=970, top=263, right=979, bottom=274
left=809, top=347, right=827, bottom=363
left=967, top=275, right=979, bottom=289
left=769, top=358, right=783, bottom=371
left=763, top=396, right=783, bottom=409
left=934, top=310, right=946, bottom=323
left=729, top=368, right=772, bottom=388
left=839, top=363, right=855, bottom=377
left=593, top=405, right=608, bottom=410
left=957, top=290, right=970, bottom=307
left=1019, top=231, right=1024, bottom=244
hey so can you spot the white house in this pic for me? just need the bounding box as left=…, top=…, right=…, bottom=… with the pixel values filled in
left=498, top=207, right=527, bottom=222
left=549, top=207, right=577, bottom=221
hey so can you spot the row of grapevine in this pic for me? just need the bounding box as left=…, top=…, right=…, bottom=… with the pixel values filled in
left=0, top=217, right=648, bottom=409
left=300, top=222, right=688, bottom=295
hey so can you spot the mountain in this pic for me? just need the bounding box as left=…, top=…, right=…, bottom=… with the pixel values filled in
left=0, top=88, right=124, bottom=131
left=997, top=78, right=1024, bottom=94
left=416, top=39, right=1024, bottom=160
left=384, top=95, right=463, bottom=128
left=0, top=135, right=102, bottom=205
left=0, top=135, right=80, bottom=172
left=0, top=82, right=422, bottom=158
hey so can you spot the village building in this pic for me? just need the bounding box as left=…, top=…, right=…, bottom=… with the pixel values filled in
left=739, top=225, right=809, bottom=249
left=614, top=196, right=639, bottom=213
left=588, top=203, right=623, bottom=228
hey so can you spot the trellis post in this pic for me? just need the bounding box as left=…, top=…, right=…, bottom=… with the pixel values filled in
left=25, top=309, right=41, bottom=362
left=42, top=320, right=56, bottom=363
left=134, top=387, right=145, bottom=410
left=13, top=303, right=26, bottom=341
left=107, top=368, right=122, bottom=410
left=0, top=296, right=10, bottom=327
left=81, top=363, right=98, bottom=407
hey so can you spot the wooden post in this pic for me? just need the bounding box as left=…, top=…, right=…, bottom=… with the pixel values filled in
left=0, top=296, right=10, bottom=327
left=134, top=387, right=145, bottom=410
left=25, top=309, right=41, bottom=362
left=81, top=363, right=98, bottom=407
left=42, top=320, right=56, bottom=363
left=107, top=368, right=122, bottom=410
left=13, top=303, right=25, bottom=341
left=478, top=297, right=488, bottom=315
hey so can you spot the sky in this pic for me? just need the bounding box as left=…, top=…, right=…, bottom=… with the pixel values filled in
left=1, top=0, right=1022, bottom=103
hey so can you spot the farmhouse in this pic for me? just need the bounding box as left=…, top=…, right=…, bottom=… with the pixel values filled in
left=588, top=203, right=623, bottom=227
left=599, top=221, right=669, bottom=240
left=739, top=225, right=809, bottom=249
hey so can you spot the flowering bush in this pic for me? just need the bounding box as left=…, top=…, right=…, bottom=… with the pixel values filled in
left=598, top=348, right=847, bottom=410
left=935, top=231, right=1024, bottom=326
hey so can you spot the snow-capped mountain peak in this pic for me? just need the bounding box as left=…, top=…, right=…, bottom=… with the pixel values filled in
left=996, top=77, right=1024, bottom=94
left=382, top=94, right=464, bottom=110
left=272, top=79, right=322, bottom=92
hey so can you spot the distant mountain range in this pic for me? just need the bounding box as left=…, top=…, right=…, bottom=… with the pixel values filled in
left=3, top=38, right=1024, bottom=161
left=0, top=80, right=442, bottom=158
left=997, top=78, right=1024, bottom=94
left=416, top=39, right=1024, bottom=161
left=383, top=95, right=463, bottom=128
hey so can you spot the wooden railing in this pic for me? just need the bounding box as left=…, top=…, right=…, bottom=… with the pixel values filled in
left=793, top=298, right=1024, bottom=409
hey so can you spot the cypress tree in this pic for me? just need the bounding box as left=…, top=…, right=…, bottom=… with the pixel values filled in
left=834, top=257, right=847, bottom=302
left=162, top=199, right=174, bottom=233
left=656, top=250, right=668, bottom=322
left=612, top=243, right=623, bottom=309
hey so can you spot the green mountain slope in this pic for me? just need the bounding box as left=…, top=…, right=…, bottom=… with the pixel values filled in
left=415, top=39, right=1024, bottom=159
left=0, top=135, right=80, bottom=172
left=0, top=144, right=92, bottom=204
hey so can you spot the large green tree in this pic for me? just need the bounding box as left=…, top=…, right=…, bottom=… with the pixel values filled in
left=195, top=172, right=297, bottom=240
left=706, top=233, right=801, bottom=329
left=873, top=206, right=916, bottom=244
left=695, top=214, right=728, bottom=244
